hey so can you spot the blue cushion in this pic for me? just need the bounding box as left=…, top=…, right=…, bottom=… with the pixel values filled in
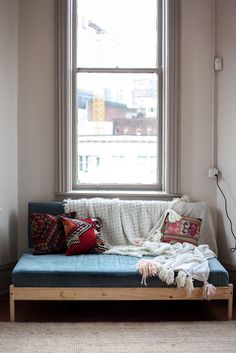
left=12, top=253, right=229, bottom=288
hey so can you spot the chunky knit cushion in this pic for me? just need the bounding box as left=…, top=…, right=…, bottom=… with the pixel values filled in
left=161, top=213, right=202, bottom=246
left=61, top=216, right=107, bottom=255
left=30, top=212, right=76, bottom=254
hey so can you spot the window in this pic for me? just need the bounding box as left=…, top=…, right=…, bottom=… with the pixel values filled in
left=57, top=0, right=180, bottom=197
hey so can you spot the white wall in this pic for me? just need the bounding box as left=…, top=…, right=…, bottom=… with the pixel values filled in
left=0, top=0, right=18, bottom=266
left=216, top=0, right=236, bottom=269
left=17, top=0, right=56, bottom=255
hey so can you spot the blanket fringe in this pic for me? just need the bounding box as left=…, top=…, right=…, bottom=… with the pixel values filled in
left=158, top=266, right=175, bottom=285
left=136, top=259, right=175, bottom=287
left=136, top=259, right=159, bottom=286
left=202, top=281, right=216, bottom=299
left=184, top=276, right=194, bottom=297
left=175, top=271, right=194, bottom=296
left=175, top=270, right=187, bottom=288
left=136, top=259, right=195, bottom=296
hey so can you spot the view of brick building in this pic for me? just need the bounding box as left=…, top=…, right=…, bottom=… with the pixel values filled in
left=77, top=87, right=157, bottom=137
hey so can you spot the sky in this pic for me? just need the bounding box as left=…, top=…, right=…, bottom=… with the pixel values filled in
left=76, top=0, right=157, bottom=68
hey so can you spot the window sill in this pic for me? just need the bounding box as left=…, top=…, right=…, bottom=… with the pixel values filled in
left=55, top=190, right=181, bottom=201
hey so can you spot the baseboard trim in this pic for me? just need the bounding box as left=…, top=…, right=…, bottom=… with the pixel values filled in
left=0, top=263, right=15, bottom=295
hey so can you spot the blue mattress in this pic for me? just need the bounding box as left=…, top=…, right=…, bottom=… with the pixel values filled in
left=12, top=253, right=229, bottom=288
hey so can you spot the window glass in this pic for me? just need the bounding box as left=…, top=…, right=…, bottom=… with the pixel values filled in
left=76, top=0, right=157, bottom=68
left=76, top=72, right=159, bottom=185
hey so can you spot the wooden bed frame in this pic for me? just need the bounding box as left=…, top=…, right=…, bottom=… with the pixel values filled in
left=9, top=284, right=233, bottom=321
left=10, top=201, right=233, bottom=321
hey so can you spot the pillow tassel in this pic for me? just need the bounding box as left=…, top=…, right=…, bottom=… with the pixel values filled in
left=168, top=209, right=182, bottom=223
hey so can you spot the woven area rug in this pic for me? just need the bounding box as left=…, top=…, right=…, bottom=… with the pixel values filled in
left=0, top=321, right=236, bottom=353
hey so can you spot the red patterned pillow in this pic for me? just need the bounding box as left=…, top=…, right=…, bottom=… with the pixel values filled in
left=60, top=216, right=107, bottom=255
left=161, top=213, right=202, bottom=246
left=30, top=212, right=76, bottom=254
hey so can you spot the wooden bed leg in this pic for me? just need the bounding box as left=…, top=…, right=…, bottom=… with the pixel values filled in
left=10, top=285, right=15, bottom=322
left=228, top=297, right=233, bottom=320
left=227, top=284, right=233, bottom=320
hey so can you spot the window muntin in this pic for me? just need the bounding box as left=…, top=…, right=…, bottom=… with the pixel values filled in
left=74, top=0, right=161, bottom=189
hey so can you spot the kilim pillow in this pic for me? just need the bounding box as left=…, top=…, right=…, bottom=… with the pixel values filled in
left=60, top=216, right=107, bottom=255
left=161, top=213, right=202, bottom=246
left=30, top=212, right=76, bottom=254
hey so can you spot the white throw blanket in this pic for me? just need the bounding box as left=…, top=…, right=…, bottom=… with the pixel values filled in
left=63, top=197, right=217, bottom=253
left=136, top=242, right=216, bottom=296
left=63, top=197, right=186, bottom=246
left=64, top=197, right=217, bottom=297
left=105, top=240, right=216, bottom=297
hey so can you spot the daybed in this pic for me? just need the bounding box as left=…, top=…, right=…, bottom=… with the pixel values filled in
left=10, top=198, right=233, bottom=321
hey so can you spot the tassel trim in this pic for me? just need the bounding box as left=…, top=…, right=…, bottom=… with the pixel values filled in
left=168, top=209, right=182, bottom=223
left=202, top=281, right=216, bottom=299
left=136, top=259, right=195, bottom=296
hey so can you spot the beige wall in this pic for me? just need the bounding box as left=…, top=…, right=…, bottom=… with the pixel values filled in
left=15, top=0, right=220, bottom=257
left=15, top=0, right=218, bottom=257
left=180, top=0, right=217, bottom=211
left=0, top=0, right=18, bottom=266
left=216, top=0, right=236, bottom=269
left=1, top=0, right=235, bottom=269
left=17, top=0, right=56, bottom=255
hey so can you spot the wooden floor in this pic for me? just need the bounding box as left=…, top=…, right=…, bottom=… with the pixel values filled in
left=0, top=293, right=235, bottom=321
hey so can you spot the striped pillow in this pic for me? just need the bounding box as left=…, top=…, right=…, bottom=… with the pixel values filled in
left=161, top=213, right=202, bottom=246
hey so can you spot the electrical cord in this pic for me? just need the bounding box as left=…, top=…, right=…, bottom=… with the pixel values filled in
left=215, top=174, right=236, bottom=253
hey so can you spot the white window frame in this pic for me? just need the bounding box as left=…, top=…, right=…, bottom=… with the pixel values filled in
left=56, top=0, right=180, bottom=200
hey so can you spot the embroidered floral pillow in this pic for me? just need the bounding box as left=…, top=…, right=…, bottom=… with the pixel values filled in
left=30, top=212, right=76, bottom=254
left=161, top=213, right=202, bottom=246
left=60, top=216, right=108, bottom=255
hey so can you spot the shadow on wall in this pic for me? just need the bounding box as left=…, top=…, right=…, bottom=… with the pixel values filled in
left=0, top=210, right=17, bottom=264
left=9, top=210, right=18, bottom=261
left=217, top=209, right=236, bottom=270
left=0, top=210, right=17, bottom=294
left=217, top=176, right=236, bottom=268
left=218, top=177, right=236, bottom=211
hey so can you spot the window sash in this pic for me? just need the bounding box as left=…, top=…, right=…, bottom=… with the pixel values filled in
left=73, top=0, right=162, bottom=190
left=73, top=69, right=162, bottom=190
left=56, top=0, right=180, bottom=197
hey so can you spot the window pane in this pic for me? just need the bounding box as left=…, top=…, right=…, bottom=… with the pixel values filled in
left=75, top=73, right=159, bottom=185
left=76, top=0, right=157, bottom=68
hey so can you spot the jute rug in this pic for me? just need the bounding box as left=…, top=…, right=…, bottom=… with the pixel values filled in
left=0, top=321, right=235, bottom=353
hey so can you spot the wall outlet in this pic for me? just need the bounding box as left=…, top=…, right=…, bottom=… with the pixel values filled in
left=208, top=168, right=219, bottom=178
left=214, top=57, right=223, bottom=71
